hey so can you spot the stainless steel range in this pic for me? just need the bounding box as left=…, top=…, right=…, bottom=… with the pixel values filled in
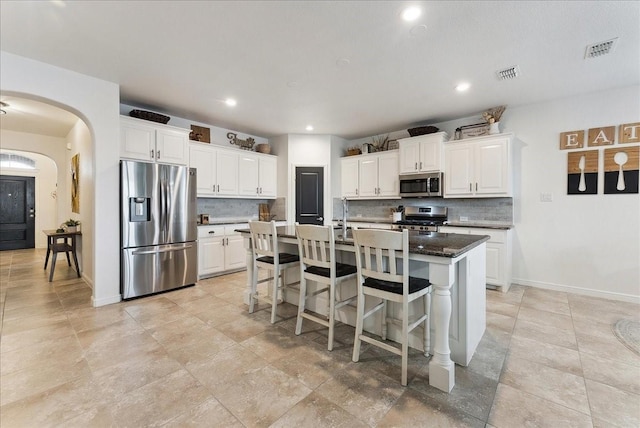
left=392, top=206, right=448, bottom=232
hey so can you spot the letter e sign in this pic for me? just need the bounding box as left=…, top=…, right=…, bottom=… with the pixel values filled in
left=559, top=130, right=584, bottom=150
left=588, top=126, right=615, bottom=147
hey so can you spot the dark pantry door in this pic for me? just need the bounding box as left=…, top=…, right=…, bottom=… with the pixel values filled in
left=0, top=175, right=36, bottom=250
left=295, top=167, right=324, bottom=225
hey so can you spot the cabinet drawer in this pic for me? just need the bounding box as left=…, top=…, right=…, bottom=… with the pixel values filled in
left=224, top=224, right=247, bottom=236
left=198, top=226, right=225, bottom=239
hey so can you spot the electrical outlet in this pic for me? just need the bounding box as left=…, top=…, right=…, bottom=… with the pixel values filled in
left=540, top=192, right=553, bottom=202
left=460, top=216, right=469, bottom=222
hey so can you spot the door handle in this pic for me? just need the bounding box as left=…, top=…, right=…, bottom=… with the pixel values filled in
left=317, top=217, right=324, bottom=221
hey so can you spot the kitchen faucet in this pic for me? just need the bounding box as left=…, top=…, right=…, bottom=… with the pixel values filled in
left=342, top=197, right=348, bottom=236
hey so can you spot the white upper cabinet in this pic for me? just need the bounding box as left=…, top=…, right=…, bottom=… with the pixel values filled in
left=238, top=152, right=277, bottom=197
left=398, top=132, right=448, bottom=174
left=444, top=133, right=513, bottom=198
left=189, top=143, right=276, bottom=199
left=341, top=151, right=399, bottom=199
left=120, top=116, right=188, bottom=165
left=340, top=157, right=359, bottom=198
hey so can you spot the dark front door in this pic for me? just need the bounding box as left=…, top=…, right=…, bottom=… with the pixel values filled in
left=0, top=175, right=36, bottom=250
left=295, top=167, right=324, bottom=225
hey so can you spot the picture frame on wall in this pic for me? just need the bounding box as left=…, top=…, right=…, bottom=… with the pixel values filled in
left=189, top=125, right=210, bottom=143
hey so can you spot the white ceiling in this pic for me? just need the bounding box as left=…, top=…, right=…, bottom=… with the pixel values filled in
left=1, top=1, right=639, bottom=140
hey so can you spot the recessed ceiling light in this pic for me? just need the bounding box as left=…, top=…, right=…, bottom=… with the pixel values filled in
left=455, top=82, right=471, bottom=92
left=305, top=125, right=314, bottom=131
left=336, top=58, right=350, bottom=68
left=225, top=98, right=237, bottom=107
left=401, top=7, right=421, bottom=22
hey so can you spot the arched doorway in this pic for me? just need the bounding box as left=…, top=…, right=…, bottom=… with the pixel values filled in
left=0, top=95, right=94, bottom=287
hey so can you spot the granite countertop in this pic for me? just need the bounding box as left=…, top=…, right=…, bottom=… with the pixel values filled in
left=333, top=217, right=394, bottom=224
left=443, top=221, right=514, bottom=230
left=237, top=225, right=489, bottom=258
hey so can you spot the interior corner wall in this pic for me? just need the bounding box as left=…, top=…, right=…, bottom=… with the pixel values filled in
left=434, top=85, right=640, bottom=301
left=330, top=135, right=349, bottom=199
left=66, top=119, right=94, bottom=285
left=1, top=51, right=121, bottom=306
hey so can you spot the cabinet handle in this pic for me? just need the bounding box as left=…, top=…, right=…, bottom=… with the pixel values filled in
left=157, top=151, right=160, bottom=159
left=212, top=185, right=215, bottom=192
left=419, top=162, right=423, bottom=170
left=208, top=231, right=215, bottom=234
left=475, top=183, right=478, bottom=191
left=260, top=187, right=262, bottom=194
left=415, top=162, right=418, bottom=170
left=150, top=149, right=154, bottom=159
left=356, top=189, right=358, bottom=195
left=257, top=187, right=259, bottom=194
left=217, top=184, right=220, bottom=192
left=469, top=183, right=472, bottom=191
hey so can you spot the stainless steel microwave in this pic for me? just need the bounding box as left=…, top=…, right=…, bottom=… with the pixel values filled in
left=399, top=172, right=443, bottom=198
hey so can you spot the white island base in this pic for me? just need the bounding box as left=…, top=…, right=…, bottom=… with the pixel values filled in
left=240, top=231, right=486, bottom=393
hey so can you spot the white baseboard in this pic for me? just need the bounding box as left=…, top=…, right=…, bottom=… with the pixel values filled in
left=92, top=294, right=121, bottom=307
left=512, top=278, right=640, bottom=304
left=81, top=273, right=94, bottom=289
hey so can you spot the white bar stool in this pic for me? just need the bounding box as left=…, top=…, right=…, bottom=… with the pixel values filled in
left=295, top=223, right=357, bottom=351
left=351, top=228, right=431, bottom=386
left=248, top=220, right=300, bottom=323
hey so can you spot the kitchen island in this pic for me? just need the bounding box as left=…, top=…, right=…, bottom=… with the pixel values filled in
left=237, top=225, right=489, bottom=393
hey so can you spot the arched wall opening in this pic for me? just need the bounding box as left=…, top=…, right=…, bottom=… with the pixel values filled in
left=1, top=51, right=121, bottom=306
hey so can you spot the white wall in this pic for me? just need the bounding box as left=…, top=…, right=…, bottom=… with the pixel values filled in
left=433, top=85, right=640, bottom=301
left=1, top=51, right=121, bottom=306
left=66, top=119, right=94, bottom=283
left=0, top=147, right=59, bottom=248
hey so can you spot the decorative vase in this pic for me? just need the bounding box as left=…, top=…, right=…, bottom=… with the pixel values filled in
left=489, top=122, right=501, bottom=135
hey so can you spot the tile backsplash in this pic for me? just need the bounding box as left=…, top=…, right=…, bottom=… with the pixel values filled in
left=197, top=197, right=286, bottom=223
left=333, top=197, right=513, bottom=223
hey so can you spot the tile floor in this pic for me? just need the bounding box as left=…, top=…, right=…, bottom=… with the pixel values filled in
left=1, top=248, right=639, bottom=427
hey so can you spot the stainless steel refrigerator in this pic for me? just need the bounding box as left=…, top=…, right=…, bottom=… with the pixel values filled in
left=120, top=160, right=197, bottom=299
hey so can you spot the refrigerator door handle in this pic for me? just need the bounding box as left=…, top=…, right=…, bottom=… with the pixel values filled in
left=132, top=243, right=195, bottom=255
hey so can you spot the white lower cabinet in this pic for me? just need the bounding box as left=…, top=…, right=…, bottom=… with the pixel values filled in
left=198, top=224, right=247, bottom=278
left=439, top=226, right=512, bottom=292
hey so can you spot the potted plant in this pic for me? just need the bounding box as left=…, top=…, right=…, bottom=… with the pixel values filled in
left=63, top=218, right=81, bottom=232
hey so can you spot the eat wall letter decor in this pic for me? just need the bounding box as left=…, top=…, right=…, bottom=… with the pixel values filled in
left=587, top=126, right=615, bottom=147
left=559, top=130, right=585, bottom=150
left=619, top=122, right=640, bottom=144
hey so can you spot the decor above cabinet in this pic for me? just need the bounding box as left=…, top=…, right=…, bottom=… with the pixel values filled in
left=340, top=151, right=399, bottom=199
left=397, top=132, right=448, bottom=174
left=120, top=116, right=189, bottom=165
left=444, top=133, right=513, bottom=198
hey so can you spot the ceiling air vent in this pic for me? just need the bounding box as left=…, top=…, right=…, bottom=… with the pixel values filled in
left=585, top=38, right=618, bottom=59
left=496, top=66, right=520, bottom=81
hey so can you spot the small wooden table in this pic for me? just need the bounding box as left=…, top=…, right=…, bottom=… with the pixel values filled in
left=43, top=229, right=81, bottom=282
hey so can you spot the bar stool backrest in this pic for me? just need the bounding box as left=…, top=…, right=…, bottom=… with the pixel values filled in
left=352, top=228, right=409, bottom=294
left=249, top=220, right=278, bottom=259
left=295, top=223, right=335, bottom=275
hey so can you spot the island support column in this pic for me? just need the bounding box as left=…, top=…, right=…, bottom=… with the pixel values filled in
left=242, top=236, right=254, bottom=305
left=428, top=263, right=455, bottom=392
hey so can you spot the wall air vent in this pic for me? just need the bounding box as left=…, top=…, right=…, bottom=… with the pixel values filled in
left=585, top=38, right=618, bottom=59
left=496, top=66, right=520, bottom=81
